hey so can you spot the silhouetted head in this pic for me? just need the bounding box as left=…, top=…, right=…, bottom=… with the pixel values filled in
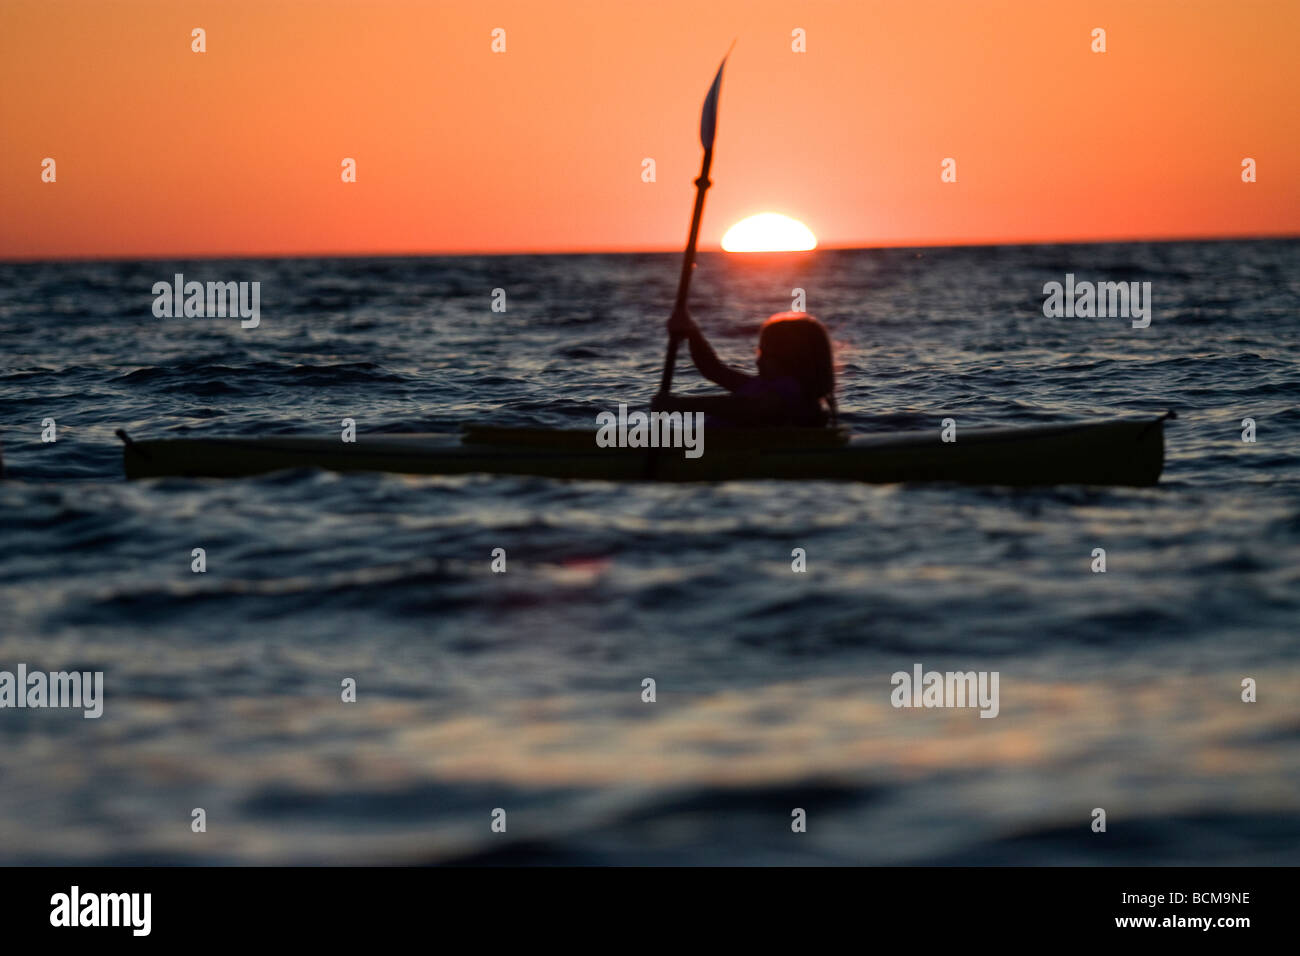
left=756, top=312, right=835, bottom=407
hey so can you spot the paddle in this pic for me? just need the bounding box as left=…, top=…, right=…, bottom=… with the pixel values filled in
left=657, top=49, right=730, bottom=397
left=643, top=50, right=729, bottom=480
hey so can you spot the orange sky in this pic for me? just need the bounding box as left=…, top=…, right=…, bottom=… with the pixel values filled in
left=2, top=0, right=1297, bottom=260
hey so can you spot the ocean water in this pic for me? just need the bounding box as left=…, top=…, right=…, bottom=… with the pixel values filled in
left=1, top=240, right=1298, bottom=864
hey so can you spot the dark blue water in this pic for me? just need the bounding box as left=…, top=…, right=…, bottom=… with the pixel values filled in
left=1, top=241, right=1298, bottom=864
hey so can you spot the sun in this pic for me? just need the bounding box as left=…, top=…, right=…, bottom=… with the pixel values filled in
left=721, top=213, right=817, bottom=252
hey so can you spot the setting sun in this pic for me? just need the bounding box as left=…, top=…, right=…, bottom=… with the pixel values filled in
left=720, top=214, right=818, bottom=253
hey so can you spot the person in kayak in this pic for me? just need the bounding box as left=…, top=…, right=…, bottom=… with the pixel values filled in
left=652, top=309, right=836, bottom=427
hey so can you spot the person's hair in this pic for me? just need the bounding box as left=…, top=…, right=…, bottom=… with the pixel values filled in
left=758, top=312, right=837, bottom=422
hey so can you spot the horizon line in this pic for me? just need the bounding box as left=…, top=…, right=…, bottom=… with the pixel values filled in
left=3, top=230, right=1297, bottom=266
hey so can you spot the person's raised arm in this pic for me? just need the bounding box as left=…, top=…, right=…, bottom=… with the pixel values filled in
left=666, top=308, right=752, bottom=392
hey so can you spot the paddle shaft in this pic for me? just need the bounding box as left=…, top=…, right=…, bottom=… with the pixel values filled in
left=657, top=147, right=714, bottom=396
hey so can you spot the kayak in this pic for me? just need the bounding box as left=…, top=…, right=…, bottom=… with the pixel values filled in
left=119, top=416, right=1168, bottom=486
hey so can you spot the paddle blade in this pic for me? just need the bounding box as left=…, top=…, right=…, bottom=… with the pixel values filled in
left=699, top=54, right=728, bottom=149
